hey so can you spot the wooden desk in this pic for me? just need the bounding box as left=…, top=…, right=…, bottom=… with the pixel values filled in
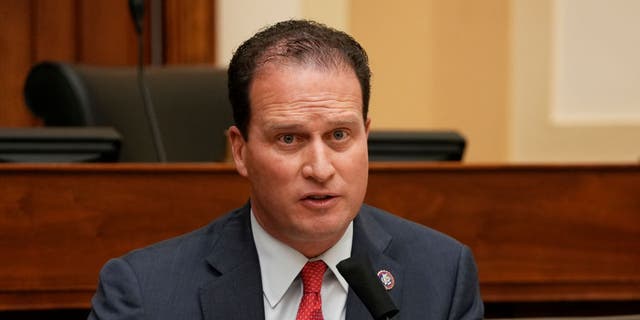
left=1, top=163, right=639, bottom=311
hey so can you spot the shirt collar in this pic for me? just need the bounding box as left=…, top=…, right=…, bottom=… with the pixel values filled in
left=251, top=210, right=352, bottom=308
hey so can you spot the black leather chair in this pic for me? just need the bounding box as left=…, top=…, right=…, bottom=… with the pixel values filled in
left=24, top=61, right=233, bottom=162
left=367, top=130, right=466, bottom=161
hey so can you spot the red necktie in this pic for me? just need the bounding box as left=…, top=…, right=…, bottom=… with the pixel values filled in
left=296, top=260, right=327, bottom=320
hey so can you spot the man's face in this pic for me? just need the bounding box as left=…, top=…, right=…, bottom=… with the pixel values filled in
left=229, top=63, right=370, bottom=257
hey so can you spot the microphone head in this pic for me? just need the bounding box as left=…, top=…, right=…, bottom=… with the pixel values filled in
left=337, top=256, right=399, bottom=319
left=128, top=0, right=144, bottom=34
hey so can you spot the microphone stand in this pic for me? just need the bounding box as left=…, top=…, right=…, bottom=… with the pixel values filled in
left=130, top=0, right=167, bottom=162
left=135, top=34, right=167, bottom=162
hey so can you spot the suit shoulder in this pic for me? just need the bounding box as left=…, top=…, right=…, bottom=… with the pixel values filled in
left=119, top=207, right=243, bottom=270
left=361, top=204, right=467, bottom=253
left=359, top=205, right=484, bottom=319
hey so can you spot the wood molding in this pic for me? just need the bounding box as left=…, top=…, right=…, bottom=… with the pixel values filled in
left=163, top=0, right=215, bottom=64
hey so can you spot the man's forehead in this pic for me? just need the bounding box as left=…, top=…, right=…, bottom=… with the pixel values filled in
left=247, top=60, right=365, bottom=135
left=249, top=63, right=362, bottom=109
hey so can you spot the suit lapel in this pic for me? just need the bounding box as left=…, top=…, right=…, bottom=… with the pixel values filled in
left=346, top=206, right=404, bottom=320
left=197, top=204, right=405, bottom=319
left=199, top=204, right=265, bottom=320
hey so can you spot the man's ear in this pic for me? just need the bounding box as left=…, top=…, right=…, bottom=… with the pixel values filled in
left=365, top=117, right=371, bottom=137
left=228, top=126, right=248, bottom=177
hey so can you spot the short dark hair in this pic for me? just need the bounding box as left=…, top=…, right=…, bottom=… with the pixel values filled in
left=227, top=19, right=371, bottom=139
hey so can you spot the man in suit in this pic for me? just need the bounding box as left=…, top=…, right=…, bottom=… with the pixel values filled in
left=89, top=20, right=483, bottom=319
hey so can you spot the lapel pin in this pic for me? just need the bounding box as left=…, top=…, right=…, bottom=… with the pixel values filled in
left=377, top=270, right=395, bottom=290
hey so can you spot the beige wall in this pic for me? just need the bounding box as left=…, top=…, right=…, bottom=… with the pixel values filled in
left=511, top=0, right=640, bottom=163
left=217, top=0, right=510, bottom=162
left=350, top=0, right=510, bottom=162
left=217, top=0, right=640, bottom=163
left=216, top=0, right=301, bottom=66
left=216, top=0, right=350, bottom=66
left=301, top=0, right=349, bottom=31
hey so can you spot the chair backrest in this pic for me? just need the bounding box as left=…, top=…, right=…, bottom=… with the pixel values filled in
left=367, top=130, right=466, bottom=161
left=24, top=61, right=233, bottom=162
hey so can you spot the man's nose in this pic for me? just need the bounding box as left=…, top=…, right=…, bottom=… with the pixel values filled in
left=301, top=140, right=336, bottom=182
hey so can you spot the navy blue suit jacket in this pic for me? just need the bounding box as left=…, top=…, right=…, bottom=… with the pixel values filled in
left=89, top=204, right=483, bottom=319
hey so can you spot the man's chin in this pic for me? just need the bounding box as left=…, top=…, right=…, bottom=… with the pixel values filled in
left=295, top=220, right=349, bottom=242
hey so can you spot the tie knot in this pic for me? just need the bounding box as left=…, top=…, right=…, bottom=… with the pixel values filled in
left=300, top=260, right=327, bottom=294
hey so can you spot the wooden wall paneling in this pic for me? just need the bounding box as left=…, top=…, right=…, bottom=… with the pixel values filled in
left=32, top=0, right=77, bottom=63
left=77, top=0, right=146, bottom=65
left=163, top=0, right=215, bottom=64
left=1, top=0, right=153, bottom=127
left=0, top=164, right=248, bottom=310
left=0, top=163, right=639, bottom=313
left=365, top=164, right=640, bottom=302
left=76, top=0, right=152, bottom=66
left=0, top=1, right=36, bottom=126
left=25, top=0, right=77, bottom=126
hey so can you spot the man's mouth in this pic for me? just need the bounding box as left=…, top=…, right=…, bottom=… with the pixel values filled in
left=305, top=194, right=335, bottom=200
left=300, top=193, right=339, bottom=209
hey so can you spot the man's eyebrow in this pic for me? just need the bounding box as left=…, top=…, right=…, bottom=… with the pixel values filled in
left=266, top=119, right=360, bottom=132
left=266, top=123, right=305, bottom=132
left=327, top=119, right=359, bottom=127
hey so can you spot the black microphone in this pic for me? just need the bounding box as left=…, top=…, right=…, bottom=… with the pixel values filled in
left=337, top=256, right=399, bottom=320
left=128, top=0, right=144, bottom=34
left=128, top=0, right=167, bottom=162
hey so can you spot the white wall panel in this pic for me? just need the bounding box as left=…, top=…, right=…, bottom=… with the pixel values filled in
left=552, top=0, right=640, bottom=125
left=216, top=0, right=301, bottom=66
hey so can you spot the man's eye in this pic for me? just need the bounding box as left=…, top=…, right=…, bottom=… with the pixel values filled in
left=332, top=130, right=347, bottom=140
left=280, top=135, right=295, bottom=144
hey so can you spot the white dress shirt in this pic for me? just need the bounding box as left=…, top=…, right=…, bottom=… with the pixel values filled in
left=251, top=211, right=352, bottom=320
